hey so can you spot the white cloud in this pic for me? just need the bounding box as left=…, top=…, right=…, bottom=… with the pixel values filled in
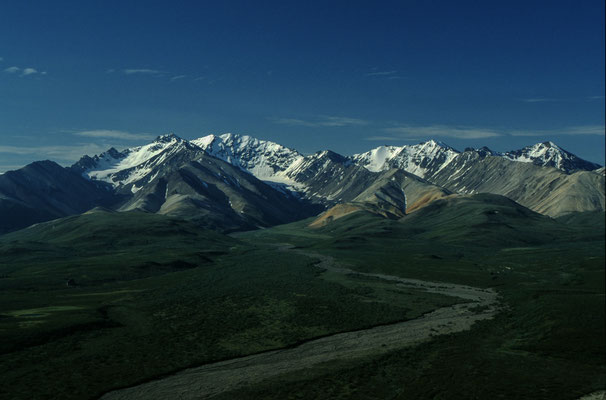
left=520, top=98, right=561, bottom=103
left=123, top=68, right=164, bottom=75
left=365, top=70, right=397, bottom=77
left=321, top=116, right=369, bottom=127
left=170, top=75, right=187, bottom=81
left=21, top=67, right=38, bottom=76
left=3, top=66, right=46, bottom=76
left=365, top=70, right=403, bottom=80
left=509, top=125, right=605, bottom=136
left=371, top=124, right=606, bottom=141
left=72, top=129, right=155, bottom=141
left=364, top=136, right=421, bottom=141
left=0, top=164, right=32, bottom=174
left=0, top=143, right=114, bottom=162
left=522, top=96, right=605, bottom=103
left=271, top=115, right=369, bottom=128
left=383, top=125, right=501, bottom=139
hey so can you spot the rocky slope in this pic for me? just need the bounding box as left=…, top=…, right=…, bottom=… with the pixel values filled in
left=0, top=161, right=117, bottom=233
left=503, top=141, right=602, bottom=173
left=425, top=150, right=605, bottom=217
left=1, top=133, right=603, bottom=234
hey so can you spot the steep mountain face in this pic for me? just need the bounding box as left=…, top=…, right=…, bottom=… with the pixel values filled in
left=190, top=136, right=440, bottom=214
left=350, top=140, right=459, bottom=177
left=308, top=168, right=453, bottom=227
left=426, top=151, right=605, bottom=217
left=0, top=161, right=117, bottom=233
left=504, top=141, right=602, bottom=173
left=2, top=133, right=603, bottom=235
left=71, top=134, right=453, bottom=229
left=255, top=149, right=450, bottom=215
left=199, top=135, right=603, bottom=217
left=117, top=154, right=320, bottom=231
left=72, top=134, right=201, bottom=188
left=192, top=133, right=304, bottom=182
left=352, top=140, right=601, bottom=176
left=71, top=134, right=320, bottom=231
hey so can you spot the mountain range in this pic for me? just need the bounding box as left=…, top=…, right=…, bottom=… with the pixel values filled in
left=0, top=133, right=603, bottom=234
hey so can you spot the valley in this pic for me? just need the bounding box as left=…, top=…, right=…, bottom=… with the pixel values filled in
left=0, top=134, right=603, bottom=399
left=101, top=246, right=498, bottom=400
left=2, top=3, right=603, bottom=399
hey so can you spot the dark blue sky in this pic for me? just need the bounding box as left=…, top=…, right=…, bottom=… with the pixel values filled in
left=1, top=0, right=604, bottom=171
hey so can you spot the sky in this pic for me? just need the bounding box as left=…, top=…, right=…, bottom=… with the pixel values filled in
left=1, top=0, right=604, bottom=172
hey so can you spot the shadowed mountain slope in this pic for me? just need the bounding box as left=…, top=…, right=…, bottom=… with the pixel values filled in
left=0, top=161, right=117, bottom=234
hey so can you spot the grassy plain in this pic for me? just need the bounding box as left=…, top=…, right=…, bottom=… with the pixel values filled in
left=0, top=196, right=603, bottom=399
left=0, top=210, right=457, bottom=400
left=223, top=198, right=605, bottom=399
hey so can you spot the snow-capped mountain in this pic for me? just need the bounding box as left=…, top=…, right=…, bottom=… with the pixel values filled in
left=426, top=148, right=605, bottom=217
left=69, top=133, right=319, bottom=231
left=192, top=133, right=304, bottom=182
left=72, top=133, right=603, bottom=213
left=350, top=140, right=460, bottom=178
left=504, top=141, right=602, bottom=173
left=72, top=134, right=201, bottom=187
left=463, top=146, right=503, bottom=158
left=1, top=132, right=604, bottom=235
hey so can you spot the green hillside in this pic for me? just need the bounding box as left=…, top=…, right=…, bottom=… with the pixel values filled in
left=229, top=194, right=605, bottom=399
left=0, top=210, right=456, bottom=400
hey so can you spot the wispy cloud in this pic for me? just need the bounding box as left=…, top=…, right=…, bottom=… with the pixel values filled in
left=383, top=125, right=501, bottom=139
left=0, top=143, right=115, bottom=162
left=364, top=136, right=422, bottom=142
left=364, top=69, right=403, bottom=80
left=365, top=70, right=398, bottom=77
left=521, top=98, right=562, bottom=103
left=123, top=68, right=165, bottom=75
left=521, top=96, right=605, bottom=103
left=370, top=124, right=606, bottom=141
left=271, top=115, right=369, bottom=128
left=21, top=67, right=38, bottom=76
left=3, top=65, right=47, bottom=76
left=113, top=68, right=209, bottom=83
left=72, top=129, right=155, bottom=141
left=0, top=164, right=32, bottom=174
left=509, top=125, right=605, bottom=136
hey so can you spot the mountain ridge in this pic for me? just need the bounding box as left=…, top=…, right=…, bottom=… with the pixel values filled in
left=1, top=133, right=604, bottom=235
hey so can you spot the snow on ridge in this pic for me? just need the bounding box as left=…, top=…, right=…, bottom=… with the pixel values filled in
left=504, top=141, right=571, bottom=170
left=351, top=140, right=460, bottom=177
left=73, top=132, right=599, bottom=193
left=82, top=134, right=193, bottom=186
left=192, top=132, right=304, bottom=183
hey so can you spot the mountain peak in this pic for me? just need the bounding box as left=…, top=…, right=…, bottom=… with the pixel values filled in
left=419, top=139, right=455, bottom=149
left=463, top=146, right=501, bottom=158
left=542, top=140, right=557, bottom=147
left=154, top=133, right=182, bottom=143
left=505, top=141, right=601, bottom=173
left=191, top=132, right=304, bottom=181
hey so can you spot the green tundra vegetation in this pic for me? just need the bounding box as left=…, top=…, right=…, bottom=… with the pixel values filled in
left=0, top=195, right=604, bottom=399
